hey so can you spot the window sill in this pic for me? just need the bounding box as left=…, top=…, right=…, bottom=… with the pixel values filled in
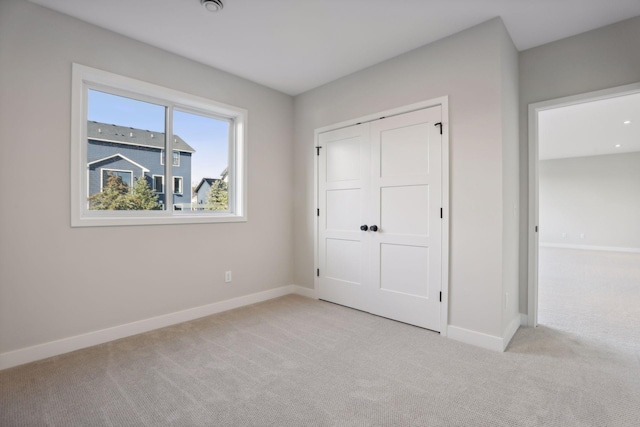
left=71, top=212, right=246, bottom=227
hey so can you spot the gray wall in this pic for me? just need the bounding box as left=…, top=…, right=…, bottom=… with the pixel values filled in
left=519, top=16, right=640, bottom=313
left=0, top=0, right=294, bottom=355
left=539, top=152, right=640, bottom=249
left=500, top=28, right=521, bottom=334
left=293, top=18, right=520, bottom=338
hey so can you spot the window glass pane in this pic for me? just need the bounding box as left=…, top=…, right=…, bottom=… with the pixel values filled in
left=173, top=177, right=183, bottom=194
left=153, top=175, right=164, bottom=193
left=87, top=90, right=166, bottom=211
left=102, top=170, right=132, bottom=188
left=172, top=110, right=230, bottom=212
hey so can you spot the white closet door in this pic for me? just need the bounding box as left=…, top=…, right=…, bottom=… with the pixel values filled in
left=369, top=107, right=442, bottom=331
left=317, top=124, right=371, bottom=311
left=317, top=106, right=443, bottom=332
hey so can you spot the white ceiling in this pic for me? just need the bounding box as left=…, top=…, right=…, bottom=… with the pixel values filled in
left=539, top=92, right=640, bottom=160
left=28, top=0, right=640, bottom=95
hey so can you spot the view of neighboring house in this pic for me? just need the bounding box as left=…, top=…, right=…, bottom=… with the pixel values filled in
left=193, top=178, right=218, bottom=205
left=193, top=168, right=228, bottom=205
left=87, top=121, right=195, bottom=208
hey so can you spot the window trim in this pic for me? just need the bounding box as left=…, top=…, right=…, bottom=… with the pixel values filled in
left=173, top=176, right=183, bottom=195
left=71, top=63, right=247, bottom=227
left=160, top=150, right=180, bottom=167
left=152, top=174, right=165, bottom=194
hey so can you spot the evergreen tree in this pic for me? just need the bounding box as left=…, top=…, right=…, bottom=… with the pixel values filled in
left=88, top=174, right=160, bottom=210
left=127, top=176, right=161, bottom=210
left=206, top=179, right=228, bottom=211
left=88, top=174, right=130, bottom=210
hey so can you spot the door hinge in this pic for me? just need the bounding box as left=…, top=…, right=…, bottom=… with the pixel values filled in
left=434, top=122, right=443, bottom=135
left=439, top=292, right=442, bottom=302
left=535, top=225, right=539, bottom=232
left=317, top=268, right=320, bottom=277
left=317, top=208, right=320, bottom=216
left=316, top=146, right=322, bottom=156
left=440, top=208, right=443, bottom=219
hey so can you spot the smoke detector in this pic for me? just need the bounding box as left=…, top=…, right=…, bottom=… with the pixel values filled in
left=201, top=0, right=224, bottom=12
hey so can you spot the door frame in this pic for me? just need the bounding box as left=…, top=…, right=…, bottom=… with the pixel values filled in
left=314, top=96, right=450, bottom=336
left=527, top=82, right=640, bottom=327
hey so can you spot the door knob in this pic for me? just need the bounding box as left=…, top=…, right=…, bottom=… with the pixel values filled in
left=370, top=225, right=378, bottom=232
left=360, top=225, right=368, bottom=231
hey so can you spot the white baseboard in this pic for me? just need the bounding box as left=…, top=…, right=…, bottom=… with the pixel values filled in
left=448, top=319, right=521, bottom=353
left=540, top=243, right=640, bottom=253
left=502, top=315, right=521, bottom=351
left=0, top=285, right=296, bottom=371
left=447, top=325, right=504, bottom=352
left=291, top=284, right=318, bottom=299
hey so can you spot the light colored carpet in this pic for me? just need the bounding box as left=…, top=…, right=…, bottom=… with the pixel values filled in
left=1, top=254, right=639, bottom=425
left=538, top=247, right=640, bottom=357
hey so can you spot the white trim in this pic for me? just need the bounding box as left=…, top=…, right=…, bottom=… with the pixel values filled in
left=160, top=149, right=183, bottom=166
left=540, top=243, right=640, bottom=253
left=0, top=285, right=296, bottom=371
left=173, top=176, right=183, bottom=195
left=439, top=97, right=450, bottom=337
left=291, top=285, right=318, bottom=299
left=314, top=98, right=448, bottom=134
left=447, top=325, right=504, bottom=352
left=527, top=82, right=640, bottom=328
left=502, top=316, right=521, bottom=351
left=313, top=97, right=450, bottom=336
left=88, top=153, right=150, bottom=172
left=71, top=63, right=248, bottom=227
left=152, top=174, right=165, bottom=194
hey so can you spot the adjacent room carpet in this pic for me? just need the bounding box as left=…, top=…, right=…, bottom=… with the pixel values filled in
left=1, top=249, right=639, bottom=426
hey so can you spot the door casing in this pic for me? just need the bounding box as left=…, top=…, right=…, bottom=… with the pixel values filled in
left=527, top=82, right=640, bottom=327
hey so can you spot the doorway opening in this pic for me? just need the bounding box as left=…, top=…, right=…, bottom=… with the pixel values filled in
left=528, top=83, right=640, bottom=349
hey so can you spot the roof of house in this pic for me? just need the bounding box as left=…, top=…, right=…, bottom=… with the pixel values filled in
left=194, top=177, right=218, bottom=194
left=87, top=153, right=150, bottom=172
left=87, top=121, right=195, bottom=153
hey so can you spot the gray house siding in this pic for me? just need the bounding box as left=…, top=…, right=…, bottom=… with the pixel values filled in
left=88, top=155, right=145, bottom=197
left=87, top=122, right=194, bottom=208
left=196, top=181, right=212, bottom=204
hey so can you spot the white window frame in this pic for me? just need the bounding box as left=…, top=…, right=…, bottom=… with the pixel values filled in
left=173, top=176, right=183, bottom=195
left=71, top=64, right=248, bottom=227
left=160, top=150, right=180, bottom=166
left=152, top=175, right=165, bottom=194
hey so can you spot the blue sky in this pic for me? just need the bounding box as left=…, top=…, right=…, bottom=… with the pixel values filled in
left=88, top=90, right=229, bottom=187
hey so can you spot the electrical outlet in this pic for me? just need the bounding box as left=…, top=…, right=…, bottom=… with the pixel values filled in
left=225, top=271, right=232, bottom=283
left=562, top=232, right=567, bottom=238
left=580, top=233, right=585, bottom=239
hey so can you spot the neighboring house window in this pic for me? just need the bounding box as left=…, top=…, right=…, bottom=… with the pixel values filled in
left=153, top=175, right=164, bottom=193
left=102, top=169, right=132, bottom=189
left=173, top=177, right=183, bottom=195
left=160, top=150, right=180, bottom=166
left=71, top=64, right=247, bottom=227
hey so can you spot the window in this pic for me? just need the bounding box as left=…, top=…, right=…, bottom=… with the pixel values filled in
left=160, top=150, right=180, bottom=166
left=71, top=64, right=247, bottom=226
left=102, top=170, right=132, bottom=189
left=152, top=175, right=164, bottom=193
left=173, top=176, right=183, bottom=195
